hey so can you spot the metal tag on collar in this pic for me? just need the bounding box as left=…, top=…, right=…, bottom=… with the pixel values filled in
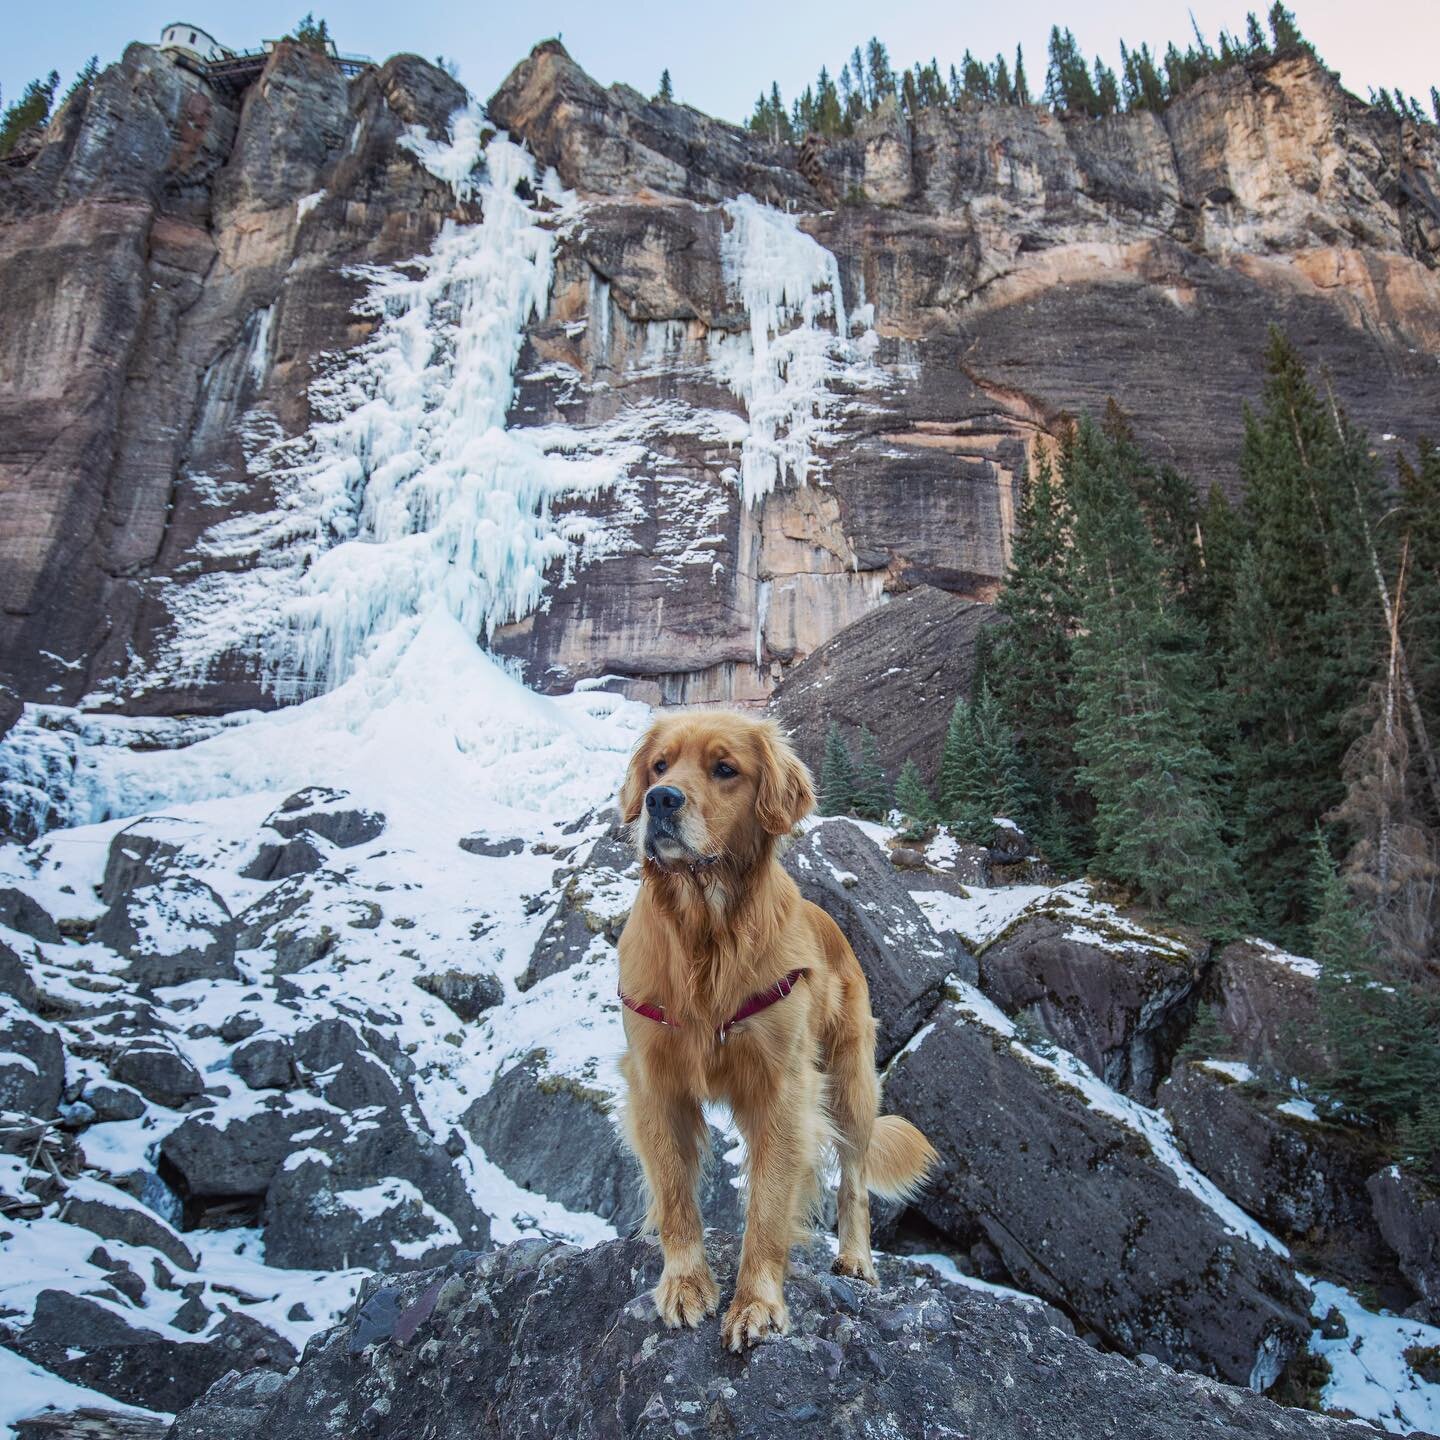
left=717, top=1020, right=731, bottom=1045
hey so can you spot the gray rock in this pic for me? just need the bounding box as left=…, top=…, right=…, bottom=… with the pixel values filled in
left=463, top=1050, right=745, bottom=1237
left=980, top=910, right=1207, bottom=1101
left=65, top=1193, right=198, bottom=1272
left=161, top=1103, right=333, bottom=1203
left=289, top=1017, right=405, bottom=1112
left=782, top=819, right=968, bottom=1062
left=1210, top=940, right=1325, bottom=1079
left=0, top=887, right=61, bottom=943
left=240, top=833, right=329, bottom=882
left=81, top=1081, right=147, bottom=1123
left=414, top=969, right=504, bottom=1022
left=108, top=1041, right=203, bottom=1110
left=235, top=871, right=379, bottom=973
left=218, top=1011, right=265, bottom=1044
left=100, top=817, right=206, bottom=904
left=266, top=788, right=385, bottom=848
left=884, top=1001, right=1310, bottom=1388
left=168, top=1232, right=1364, bottom=1440
left=458, top=834, right=524, bottom=857
left=262, top=1111, right=490, bottom=1271
left=519, top=829, right=637, bottom=992
left=232, top=1036, right=296, bottom=1090
left=0, top=1008, right=65, bottom=1117
left=1368, top=1165, right=1440, bottom=1324
left=13, top=1289, right=295, bottom=1414
left=0, top=936, right=39, bottom=1011
left=95, top=877, right=238, bottom=988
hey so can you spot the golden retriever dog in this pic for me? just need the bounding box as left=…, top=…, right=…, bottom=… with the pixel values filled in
left=615, top=709, right=938, bottom=1351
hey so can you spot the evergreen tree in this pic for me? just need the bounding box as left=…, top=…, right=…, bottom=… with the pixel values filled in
left=814, top=66, right=843, bottom=134
left=1225, top=331, right=1386, bottom=941
left=866, top=38, right=896, bottom=106
left=292, top=13, right=332, bottom=50
left=1045, top=27, right=1100, bottom=115
left=939, top=697, right=991, bottom=836
left=995, top=447, right=1088, bottom=856
left=1067, top=416, right=1242, bottom=927
left=819, top=722, right=857, bottom=815
left=894, top=757, right=936, bottom=827
left=1310, top=831, right=1440, bottom=1148
left=0, top=70, right=59, bottom=158
left=1267, top=2, right=1305, bottom=51
left=972, top=682, right=1036, bottom=827
left=1393, top=442, right=1440, bottom=822
left=655, top=69, right=674, bottom=103
left=853, top=728, right=890, bottom=820
left=1013, top=45, right=1031, bottom=105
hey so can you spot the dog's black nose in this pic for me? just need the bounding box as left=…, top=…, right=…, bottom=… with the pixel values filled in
left=645, top=785, right=685, bottom=815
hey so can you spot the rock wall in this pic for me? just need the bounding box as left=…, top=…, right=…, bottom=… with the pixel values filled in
left=2, top=38, right=1438, bottom=719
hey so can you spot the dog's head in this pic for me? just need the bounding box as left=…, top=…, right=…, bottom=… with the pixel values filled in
left=619, top=711, right=815, bottom=874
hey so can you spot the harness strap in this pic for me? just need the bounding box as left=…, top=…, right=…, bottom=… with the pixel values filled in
left=620, top=968, right=809, bottom=1043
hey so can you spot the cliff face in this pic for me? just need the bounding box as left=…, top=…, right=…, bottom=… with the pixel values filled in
left=1, top=39, right=1438, bottom=715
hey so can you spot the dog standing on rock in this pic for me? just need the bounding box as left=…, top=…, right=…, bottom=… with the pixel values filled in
left=615, top=710, right=938, bottom=1351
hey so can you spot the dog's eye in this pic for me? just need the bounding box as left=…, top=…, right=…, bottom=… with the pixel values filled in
left=653, top=758, right=668, bottom=775
left=713, top=761, right=737, bottom=779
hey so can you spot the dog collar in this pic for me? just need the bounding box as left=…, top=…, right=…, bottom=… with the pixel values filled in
left=620, top=968, right=809, bottom=1044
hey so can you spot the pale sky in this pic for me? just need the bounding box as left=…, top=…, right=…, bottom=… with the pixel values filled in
left=4, top=1, right=1436, bottom=132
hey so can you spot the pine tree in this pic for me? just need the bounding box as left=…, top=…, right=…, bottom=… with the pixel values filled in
left=819, top=722, right=857, bottom=816
left=0, top=70, right=59, bottom=158
left=939, top=697, right=991, bottom=837
left=1067, top=416, right=1242, bottom=928
left=292, top=13, right=332, bottom=50
left=1225, top=331, right=1387, bottom=941
left=1267, top=2, right=1305, bottom=52
left=1310, top=831, right=1440, bottom=1137
left=894, top=758, right=936, bottom=828
left=655, top=69, right=674, bottom=103
left=1394, top=442, right=1440, bottom=822
left=971, top=682, right=1035, bottom=827
left=853, top=728, right=890, bottom=820
left=995, top=447, right=1088, bottom=856
left=1013, top=46, right=1031, bottom=105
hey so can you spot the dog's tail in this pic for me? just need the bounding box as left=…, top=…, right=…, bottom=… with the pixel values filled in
left=864, top=1114, right=939, bottom=1201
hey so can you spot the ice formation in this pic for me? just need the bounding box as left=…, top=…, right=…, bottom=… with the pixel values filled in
left=714, top=195, right=879, bottom=505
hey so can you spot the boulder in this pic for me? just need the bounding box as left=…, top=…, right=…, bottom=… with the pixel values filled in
left=462, top=1049, right=744, bottom=1235
left=0, top=887, right=61, bottom=943
left=95, top=878, right=238, bottom=988
left=81, top=1080, right=147, bottom=1123
left=414, top=968, right=505, bottom=1022
left=235, top=871, right=380, bottom=973
left=884, top=998, right=1310, bottom=1388
left=1210, top=940, right=1325, bottom=1078
left=519, top=829, right=638, bottom=992
left=240, top=833, right=329, bottom=882
left=161, top=1102, right=334, bottom=1206
left=1160, top=1061, right=1385, bottom=1253
left=232, top=1036, right=296, bottom=1091
left=100, top=817, right=207, bottom=904
left=63, top=1188, right=198, bottom=1272
left=782, top=819, right=969, bottom=1062
left=266, top=787, right=386, bottom=848
left=168, top=1232, right=1365, bottom=1440
left=979, top=909, right=1207, bottom=1100
left=458, top=834, right=524, bottom=857
left=0, top=1006, right=65, bottom=1117
left=1367, top=1166, right=1440, bottom=1324
left=13, top=1289, right=295, bottom=1414
left=289, top=1017, right=406, bottom=1113
left=0, top=935, right=40, bottom=1012
left=108, top=1040, right=203, bottom=1110
left=261, top=1111, right=491, bottom=1271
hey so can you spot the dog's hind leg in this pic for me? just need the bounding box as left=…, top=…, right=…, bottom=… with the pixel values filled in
left=824, top=1015, right=880, bottom=1283
left=621, top=1054, right=718, bottom=1329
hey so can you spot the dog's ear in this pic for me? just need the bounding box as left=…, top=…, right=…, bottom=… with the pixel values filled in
left=755, top=723, right=816, bottom=836
left=619, top=732, right=653, bottom=824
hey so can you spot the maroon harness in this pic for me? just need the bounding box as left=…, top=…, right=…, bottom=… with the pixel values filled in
left=620, top=968, right=809, bottom=1045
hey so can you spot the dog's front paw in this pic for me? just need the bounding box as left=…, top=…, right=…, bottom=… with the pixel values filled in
left=721, top=1293, right=789, bottom=1351
left=654, top=1266, right=719, bottom=1329
left=832, top=1252, right=878, bottom=1284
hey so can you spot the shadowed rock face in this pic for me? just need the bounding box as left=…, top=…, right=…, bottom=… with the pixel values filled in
left=166, top=1233, right=1364, bottom=1440
left=2, top=38, right=1437, bottom=718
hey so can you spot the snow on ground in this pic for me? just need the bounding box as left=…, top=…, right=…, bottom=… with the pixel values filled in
left=0, top=1345, right=171, bottom=1435
left=1307, top=1277, right=1440, bottom=1435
